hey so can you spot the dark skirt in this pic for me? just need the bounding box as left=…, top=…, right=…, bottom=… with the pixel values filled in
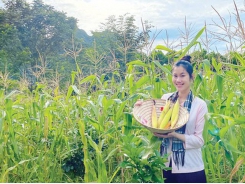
left=163, top=161, right=207, bottom=183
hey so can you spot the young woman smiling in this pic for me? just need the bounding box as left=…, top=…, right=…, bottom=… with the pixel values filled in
left=134, top=55, right=208, bottom=183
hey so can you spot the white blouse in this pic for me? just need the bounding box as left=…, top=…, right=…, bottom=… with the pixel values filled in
left=161, top=93, right=208, bottom=173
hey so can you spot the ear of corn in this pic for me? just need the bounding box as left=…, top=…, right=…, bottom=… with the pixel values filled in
left=151, top=101, right=158, bottom=128
left=150, top=99, right=180, bottom=130
left=158, top=100, right=171, bottom=127
left=164, top=121, right=171, bottom=129
left=170, top=99, right=180, bottom=128
left=159, top=107, right=173, bottom=129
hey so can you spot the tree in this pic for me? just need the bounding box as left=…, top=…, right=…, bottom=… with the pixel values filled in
left=0, top=7, right=32, bottom=76
left=5, top=0, right=78, bottom=60
left=92, top=14, right=152, bottom=77
left=2, top=0, right=83, bottom=85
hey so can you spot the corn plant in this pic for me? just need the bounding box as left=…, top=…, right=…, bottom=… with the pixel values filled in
left=200, top=56, right=245, bottom=183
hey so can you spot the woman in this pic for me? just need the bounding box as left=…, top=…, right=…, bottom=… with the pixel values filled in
left=135, top=55, right=208, bottom=183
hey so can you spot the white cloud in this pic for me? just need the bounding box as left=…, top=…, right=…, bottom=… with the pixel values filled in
left=30, top=0, right=243, bottom=36
left=34, top=0, right=244, bottom=53
left=7, top=0, right=245, bottom=53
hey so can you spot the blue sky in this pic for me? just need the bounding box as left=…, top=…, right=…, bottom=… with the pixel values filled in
left=1, top=0, right=245, bottom=53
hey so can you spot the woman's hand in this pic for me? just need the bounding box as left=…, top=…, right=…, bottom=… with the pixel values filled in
left=134, top=99, right=143, bottom=107
left=154, top=131, right=176, bottom=138
left=154, top=131, right=186, bottom=142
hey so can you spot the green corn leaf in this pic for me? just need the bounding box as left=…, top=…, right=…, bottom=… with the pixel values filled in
left=153, top=60, right=171, bottom=75
left=71, top=85, right=81, bottom=95
left=131, top=75, right=150, bottom=94
left=80, top=75, right=96, bottom=84
left=154, top=45, right=174, bottom=52
left=71, top=71, right=77, bottom=85
left=66, top=85, right=73, bottom=102
left=87, top=136, right=108, bottom=182
left=235, top=116, right=245, bottom=123
left=232, top=52, right=245, bottom=66
left=104, top=147, right=119, bottom=162
left=215, top=74, right=223, bottom=99
left=124, top=112, right=132, bottom=135
left=127, top=60, right=150, bottom=67
left=97, top=94, right=104, bottom=107
left=115, top=101, right=127, bottom=125
left=175, top=26, right=205, bottom=61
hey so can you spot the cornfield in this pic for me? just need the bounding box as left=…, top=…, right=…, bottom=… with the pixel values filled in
left=0, top=27, right=245, bottom=183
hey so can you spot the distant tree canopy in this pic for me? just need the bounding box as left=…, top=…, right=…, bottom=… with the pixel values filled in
left=0, top=0, right=154, bottom=85
left=90, top=14, right=153, bottom=77
left=1, top=0, right=91, bottom=82
left=3, top=0, right=78, bottom=63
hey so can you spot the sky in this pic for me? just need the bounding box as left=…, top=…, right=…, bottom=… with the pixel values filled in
left=1, top=0, right=245, bottom=53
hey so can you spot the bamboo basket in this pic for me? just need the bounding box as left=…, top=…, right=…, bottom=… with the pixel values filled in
left=132, top=99, right=190, bottom=134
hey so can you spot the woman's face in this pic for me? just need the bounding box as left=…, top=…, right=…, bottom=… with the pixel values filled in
left=172, top=66, right=192, bottom=93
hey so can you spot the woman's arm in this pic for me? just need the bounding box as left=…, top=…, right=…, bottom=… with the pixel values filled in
left=154, top=131, right=185, bottom=142
left=184, top=102, right=208, bottom=149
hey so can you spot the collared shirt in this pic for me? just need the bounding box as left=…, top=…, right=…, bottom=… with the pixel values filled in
left=161, top=93, right=208, bottom=173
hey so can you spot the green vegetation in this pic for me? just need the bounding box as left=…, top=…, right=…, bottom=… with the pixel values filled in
left=0, top=0, right=245, bottom=183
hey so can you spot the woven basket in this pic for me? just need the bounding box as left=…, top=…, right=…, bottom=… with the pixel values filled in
left=133, top=99, right=189, bottom=134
